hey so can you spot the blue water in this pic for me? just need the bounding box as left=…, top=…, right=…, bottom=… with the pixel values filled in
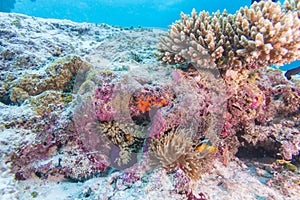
left=1, top=0, right=299, bottom=70
left=4, top=0, right=255, bottom=27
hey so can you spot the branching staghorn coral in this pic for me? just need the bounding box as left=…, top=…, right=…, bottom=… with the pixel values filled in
left=284, top=0, right=300, bottom=13
left=158, top=0, right=300, bottom=71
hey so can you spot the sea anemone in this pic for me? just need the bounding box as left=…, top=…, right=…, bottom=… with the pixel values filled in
left=149, top=128, right=216, bottom=180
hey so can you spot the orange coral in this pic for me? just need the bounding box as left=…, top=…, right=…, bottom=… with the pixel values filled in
left=136, top=95, right=152, bottom=113
left=136, top=95, right=167, bottom=113
left=153, top=98, right=167, bottom=107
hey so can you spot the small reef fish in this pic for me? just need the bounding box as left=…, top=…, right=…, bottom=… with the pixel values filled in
left=276, top=159, right=298, bottom=172
left=195, top=138, right=217, bottom=153
left=195, top=142, right=208, bottom=152
left=284, top=66, right=300, bottom=80
left=251, top=0, right=278, bottom=4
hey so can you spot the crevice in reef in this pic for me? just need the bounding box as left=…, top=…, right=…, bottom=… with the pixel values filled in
left=0, top=92, right=13, bottom=105
left=236, top=142, right=281, bottom=161
left=236, top=131, right=282, bottom=160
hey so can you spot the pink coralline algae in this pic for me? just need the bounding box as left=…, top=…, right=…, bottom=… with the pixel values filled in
left=173, top=170, right=208, bottom=200
left=148, top=110, right=166, bottom=139
left=94, top=81, right=116, bottom=121
left=282, top=139, right=300, bottom=160
left=10, top=112, right=73, bottom=180
left=185, top=192, right=208, bottom=200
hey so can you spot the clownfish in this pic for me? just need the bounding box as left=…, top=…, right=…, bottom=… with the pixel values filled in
left=195, top=138, right=217, bottom=153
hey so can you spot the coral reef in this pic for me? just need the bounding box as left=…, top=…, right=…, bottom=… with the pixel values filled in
left=158, top=0, right=300, bottom=71
left=157, top=0, right=300, bottom=163
left=71, top=58, right=224, bottom=181
left=155, top=1, right=300, bottom=195
left=1, top=6, right=300, bottom=199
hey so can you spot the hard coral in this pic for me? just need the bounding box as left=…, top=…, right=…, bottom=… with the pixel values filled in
left=29, top=91, right=72, bottom=115
left=158, top=0, right=300, bottom=71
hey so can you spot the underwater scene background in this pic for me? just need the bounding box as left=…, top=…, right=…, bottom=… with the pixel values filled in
left=0, top=0, right=300, bottom=199
left=4, top=0, right=252, bottom=27
left=1, top=0, right=299, bottom=70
